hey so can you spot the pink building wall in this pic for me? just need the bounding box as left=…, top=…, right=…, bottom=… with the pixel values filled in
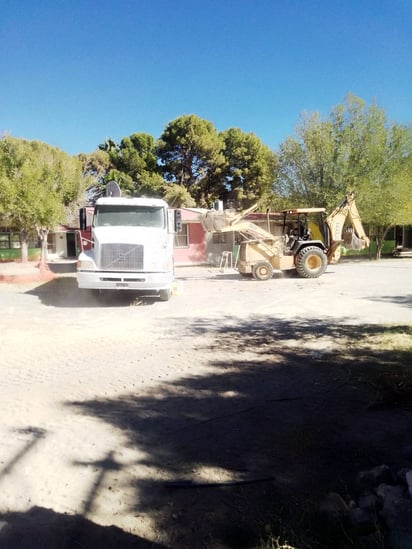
left=173, top=209, right=207, bottom=266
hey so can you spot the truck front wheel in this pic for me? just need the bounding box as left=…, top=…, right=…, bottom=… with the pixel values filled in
left=159, top=288, right=171, bottom=301
left=295, top=247, right=327, bottom=278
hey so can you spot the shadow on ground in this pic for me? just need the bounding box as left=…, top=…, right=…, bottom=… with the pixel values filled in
left=0, top=507, right=165, bottom=549
left=25, top=276, right=162, bottom=307
left=60, top=317, right=412, bottom=548
left=367, top=293, right=412, bottom=308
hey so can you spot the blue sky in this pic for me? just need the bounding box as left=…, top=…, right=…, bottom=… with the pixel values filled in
left=1, top=0, right=411, bottom=156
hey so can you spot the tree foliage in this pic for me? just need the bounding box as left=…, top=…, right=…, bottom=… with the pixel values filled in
left=95, top=133, right=164, bottom=199
left=163, top=183, right=196, bottom=208
left=157, top=115, right=226, bottom=206
left=0, top=137, right=86, bottom=264
left=277, top=113, right=338, bottom=208
left=78, top=149, right=112, bottom=203
left=220, top=128, right=277, bottom=205
left=156, top=116, right=277, bottom=208
left=356, top=123, right=412, bottom=257
left=115, top=133, right=158, bottom=178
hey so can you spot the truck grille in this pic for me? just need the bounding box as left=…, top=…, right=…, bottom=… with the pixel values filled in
left=100, top=243, right=144, bottom=271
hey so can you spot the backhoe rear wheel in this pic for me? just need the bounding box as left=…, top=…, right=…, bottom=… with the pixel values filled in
left=295, top=246, right=327, bottom=278
left=252, top=261, right=273, bottom=281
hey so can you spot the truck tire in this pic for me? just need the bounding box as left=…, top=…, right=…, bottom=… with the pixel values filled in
left=295, top=246, right=327, bottom=278
left=159, top=288, right=171, bottom=301
left=252, top=261, right=273, bottom=281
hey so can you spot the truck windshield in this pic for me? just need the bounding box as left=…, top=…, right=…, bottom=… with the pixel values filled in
left=94, top=205, right=165, bottom=228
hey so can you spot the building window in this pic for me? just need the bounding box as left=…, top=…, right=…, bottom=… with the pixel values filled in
left=0, top=231, right=40, bottom=250
left=0, top=234, right=10, bottom=249
left=10, top=233, right=21, bottom=248
left=174, top=223, right=189, bottom=248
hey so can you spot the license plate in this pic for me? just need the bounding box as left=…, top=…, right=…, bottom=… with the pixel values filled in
left=116, top=282, right=129, bottom=288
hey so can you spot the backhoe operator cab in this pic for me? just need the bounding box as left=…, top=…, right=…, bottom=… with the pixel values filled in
left=201, top=192, right=370, bottom=281
left=280, top=207, right=329, bottom=278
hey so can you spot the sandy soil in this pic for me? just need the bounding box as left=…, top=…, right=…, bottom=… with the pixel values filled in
left=0, top=259, right=412, bottom=548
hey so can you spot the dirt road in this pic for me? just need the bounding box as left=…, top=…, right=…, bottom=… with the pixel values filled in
left=0, top=259, right=411, bottom=548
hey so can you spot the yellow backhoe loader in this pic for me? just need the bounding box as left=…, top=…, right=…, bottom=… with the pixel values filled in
left=201, top=192, right=370, bottom=280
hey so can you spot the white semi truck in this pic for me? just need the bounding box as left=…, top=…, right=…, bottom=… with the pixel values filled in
left=76, top=194, right=180, bottom=301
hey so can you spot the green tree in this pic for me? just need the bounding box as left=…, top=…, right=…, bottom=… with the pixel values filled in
left=356, top=124, right=412, bottom=258
left=137, top=172, right=166, bottom=198
left=157, top=114, right=226, bottom=206
left=98, top=138, right=117, bottom=154
left=97, top=133, right=164, bottom=198
left=329, top=96, right=412, bottom=258
left=115, top=133, right=158, bottom=178
left=78, top=149, right=112, bottom=203
left=163, top=183, right=196, bottom=208
left=220, top=128, right=277, bottom=206
left=276, top=112, right=342, bottom=209
left=0, top=137, right=86, bottom=266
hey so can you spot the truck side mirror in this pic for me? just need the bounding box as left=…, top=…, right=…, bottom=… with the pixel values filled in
left=79, top=208, right=87, bottom=231
left=174, top=209, right=182, bottom=232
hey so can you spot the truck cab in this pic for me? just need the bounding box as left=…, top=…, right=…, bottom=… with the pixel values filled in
left=77, top=196, right=177, bottom=301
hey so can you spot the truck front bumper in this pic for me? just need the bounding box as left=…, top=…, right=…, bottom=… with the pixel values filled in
left=76, top=270, right=173, bottom=291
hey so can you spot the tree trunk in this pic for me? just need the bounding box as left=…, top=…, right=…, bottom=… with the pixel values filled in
left=20, top=229, right=29, bottom=263
left=375, top=226, right=392, bottom=260
left=375, top=237, right=383, bottom=260
left=37, top=228, right=50, bottom=272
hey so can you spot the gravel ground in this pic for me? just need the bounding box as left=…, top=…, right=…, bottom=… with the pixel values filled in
left=0, top=258, right=411, bottom=548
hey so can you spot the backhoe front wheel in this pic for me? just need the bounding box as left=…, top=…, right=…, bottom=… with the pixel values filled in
left=295, top=246, right=327, bottom=278
left=252, top=261, right=273, bottom=281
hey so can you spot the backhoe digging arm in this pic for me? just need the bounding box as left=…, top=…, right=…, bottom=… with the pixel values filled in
left=325, top=192, right=370, bottom=263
